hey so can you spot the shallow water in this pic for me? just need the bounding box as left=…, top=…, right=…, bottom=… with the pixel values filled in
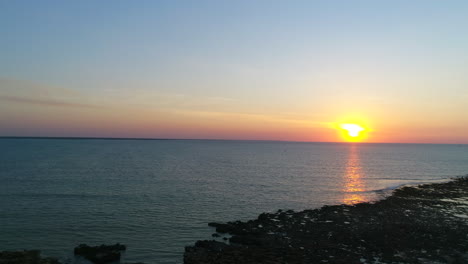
left=0, top=139, right=467, bottom=263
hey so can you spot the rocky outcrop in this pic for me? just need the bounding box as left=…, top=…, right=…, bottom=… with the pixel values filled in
left=0, top=250, right=60, bottom=264
left=74, top=243, right=126, bottom=264
left=185, top=176, right=468, bottom=263
left=1, top=244, right=143, bottom=264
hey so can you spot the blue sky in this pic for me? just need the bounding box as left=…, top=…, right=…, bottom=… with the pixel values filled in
left=1, top=0, right=468, bottom=142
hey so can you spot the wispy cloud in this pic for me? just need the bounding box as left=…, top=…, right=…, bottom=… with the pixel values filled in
left=0, top=78, right=101, bottom=109
left=0, top=78, right=82, bottom=97
left=0, top=95, right=101, bottom=108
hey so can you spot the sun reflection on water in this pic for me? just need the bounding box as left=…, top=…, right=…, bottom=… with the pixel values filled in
left=343, top=144, right=368, bottom=205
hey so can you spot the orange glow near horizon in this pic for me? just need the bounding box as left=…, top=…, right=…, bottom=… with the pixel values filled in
left=3, top=95, right=468, bottom=144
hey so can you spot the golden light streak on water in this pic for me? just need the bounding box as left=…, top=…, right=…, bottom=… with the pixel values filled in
left=343, top=144, right=368, bottom=205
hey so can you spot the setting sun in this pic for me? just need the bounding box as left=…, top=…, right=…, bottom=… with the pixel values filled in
left=341, top=124, right=365, bottom=137
left=338, top=123, right=367, bottom=142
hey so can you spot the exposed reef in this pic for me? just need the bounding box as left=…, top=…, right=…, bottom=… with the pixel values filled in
left=185, top=177, right=468, bottom=264
left=0, top=244, right=143, bottom=264
left=74, top=243, right=126, bottom=264
left=0, top=250, right=60, bottom=264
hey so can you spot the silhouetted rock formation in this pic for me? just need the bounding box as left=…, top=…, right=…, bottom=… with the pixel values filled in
left=0, top=250, right=60, bottom=264
left=0, top=244, right=144, bottom=264
left=74, top=243, right=126, bottom=264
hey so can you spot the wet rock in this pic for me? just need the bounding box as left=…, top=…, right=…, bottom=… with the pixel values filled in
left=185, top=241, right=283, bottom=264
left=74, top=243, right=126, bottom=264
left=208, top=222, right=236, bottom=233
left=0, top=250, right=60, bottom=264
left=185, top=176, right=468, bottom=263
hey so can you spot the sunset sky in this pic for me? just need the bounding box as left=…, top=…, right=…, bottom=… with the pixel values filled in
left=1, top=0, right=468, bottom=143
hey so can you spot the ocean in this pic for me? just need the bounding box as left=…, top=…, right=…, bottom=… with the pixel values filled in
left=1, top=138, right=467, bottom=263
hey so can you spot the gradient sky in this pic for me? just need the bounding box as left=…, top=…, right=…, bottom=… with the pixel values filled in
left=1, top=0, right=468, bottom=143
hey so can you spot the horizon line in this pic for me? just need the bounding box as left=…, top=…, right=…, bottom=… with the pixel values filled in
left=0, top=136, right=466, bottom=145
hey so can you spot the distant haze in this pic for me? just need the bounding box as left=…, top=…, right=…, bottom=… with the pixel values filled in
left=1, top=1, right=467, bottom=143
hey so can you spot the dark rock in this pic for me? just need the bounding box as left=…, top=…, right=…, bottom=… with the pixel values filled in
left=185, top=176, right=468, bottom=264
left=208, top=222, right=232, bottom=233
left=0, top=250, right=61, bottom=264
left=74, top=243, right=126, bottom=264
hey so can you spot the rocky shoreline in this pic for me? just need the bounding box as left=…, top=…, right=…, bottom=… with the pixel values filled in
left=2, top=177, right=467, bottom=264
left=184, top=176, right=468, bottom=264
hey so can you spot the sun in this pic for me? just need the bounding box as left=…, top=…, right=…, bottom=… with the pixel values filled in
left=341, top=124, right=365, bottom=137
left=338, top=123, right=366, bottom=142
left=331, top=118, right=370, bottom=142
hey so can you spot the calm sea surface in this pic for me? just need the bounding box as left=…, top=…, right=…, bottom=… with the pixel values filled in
left=1, top=139, right=467, bottom=263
